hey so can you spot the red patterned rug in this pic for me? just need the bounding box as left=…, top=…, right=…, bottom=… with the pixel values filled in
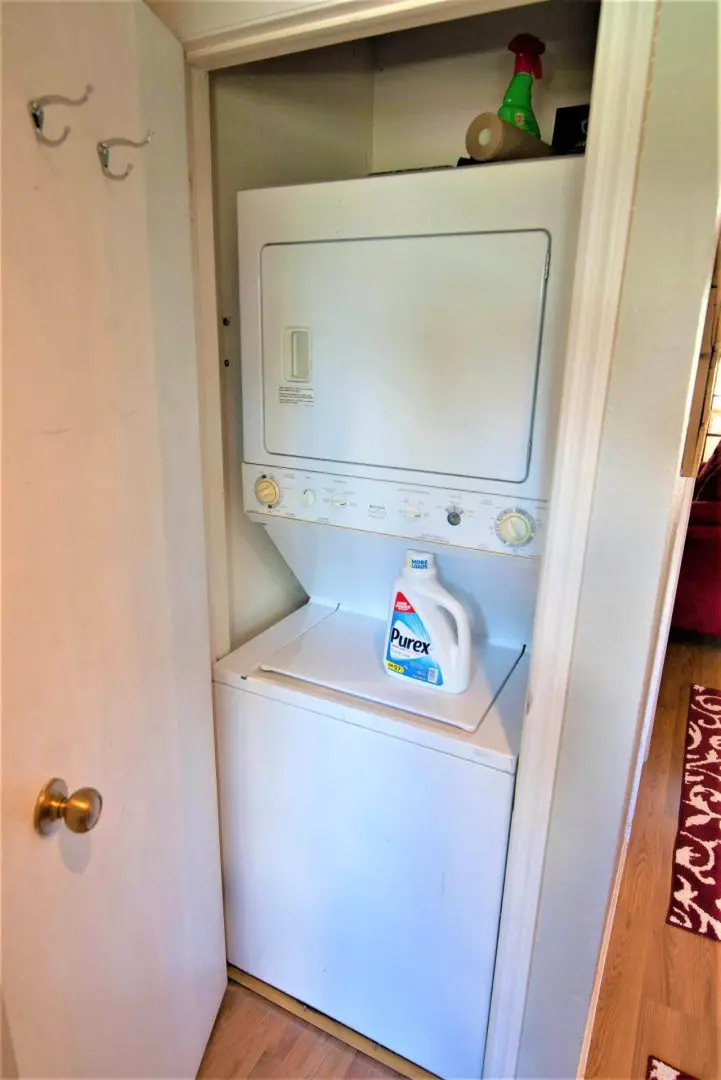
left=666, top=684, right=721, bottom=940
left=647, top=1056, right=701, bottom=1080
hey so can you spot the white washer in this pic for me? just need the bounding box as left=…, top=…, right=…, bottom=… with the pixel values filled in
left=213, top=604, right=527, bottom=1079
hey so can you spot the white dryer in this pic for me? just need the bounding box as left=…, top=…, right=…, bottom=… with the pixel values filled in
left=239, top=157, right=583, bottom=511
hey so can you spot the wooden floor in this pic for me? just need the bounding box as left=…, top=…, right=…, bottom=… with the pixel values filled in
left=198, top=983, right=404, bottom=1079
left=585, top=641, right=721, bottom=1080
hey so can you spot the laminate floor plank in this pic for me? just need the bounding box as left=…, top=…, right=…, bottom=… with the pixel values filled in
left=198, top=984, right=404, bottom=1080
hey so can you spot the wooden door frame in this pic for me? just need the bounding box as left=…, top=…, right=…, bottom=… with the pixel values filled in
left=183, top=0, right=660, bottom=1074
left=187, top=63, right=231, bottom=662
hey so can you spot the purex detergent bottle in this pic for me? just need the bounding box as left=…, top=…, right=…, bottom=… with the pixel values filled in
left=384, top=551, right=472, bottom=694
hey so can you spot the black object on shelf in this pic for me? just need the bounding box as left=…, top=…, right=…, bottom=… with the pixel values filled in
left=552, top=104, right=589, bottom=156
left=456, top=156, right=556, bottom=168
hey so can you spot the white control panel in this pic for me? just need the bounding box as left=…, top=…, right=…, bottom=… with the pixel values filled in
left=244, top=464, right=545, bottom=558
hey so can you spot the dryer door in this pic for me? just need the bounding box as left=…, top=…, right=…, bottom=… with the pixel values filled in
left=260, top=229, right=549, bottom=484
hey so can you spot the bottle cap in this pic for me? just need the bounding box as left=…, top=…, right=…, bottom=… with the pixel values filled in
left=508, top=33, right=545, bottom=79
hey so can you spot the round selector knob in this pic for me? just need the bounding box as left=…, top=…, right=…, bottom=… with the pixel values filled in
left=447, top=507, right=463, bottom=527
left=496, top=508, right=535, bottom=547
left=331, top=492, right=348, bottom=508
left=254, top=475, right=281, bottom=507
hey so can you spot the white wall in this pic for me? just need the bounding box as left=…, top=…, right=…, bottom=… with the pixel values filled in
left=517, top=2, right=720, bottom=1075
left=372, top=0, right=598, bottom=171
left=211, top=42, right=374, bottom=646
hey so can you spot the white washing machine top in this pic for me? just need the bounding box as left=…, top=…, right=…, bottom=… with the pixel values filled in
left=213, top=603, right=528, bottom=774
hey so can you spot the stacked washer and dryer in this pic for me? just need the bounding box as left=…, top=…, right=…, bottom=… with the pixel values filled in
left=213, top=158, right=583, bottom=1079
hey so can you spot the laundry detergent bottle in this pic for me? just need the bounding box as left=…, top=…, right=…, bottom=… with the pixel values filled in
left=384, top=551, right=472, bottom=694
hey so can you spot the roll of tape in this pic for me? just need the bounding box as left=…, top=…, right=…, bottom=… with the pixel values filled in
left=465, top=112, right=551, bottom=163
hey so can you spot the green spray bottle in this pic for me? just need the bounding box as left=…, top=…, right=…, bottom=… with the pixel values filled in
left=497, top=33, right=546, bottom=140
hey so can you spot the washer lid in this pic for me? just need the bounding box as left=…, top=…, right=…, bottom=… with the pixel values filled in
left=214, top=604, right=529, bottom=773
left=213, top=604, right=528, bottom=772
left=260, top=608, right=523, bottom=734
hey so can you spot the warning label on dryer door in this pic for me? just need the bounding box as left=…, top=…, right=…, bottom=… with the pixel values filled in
left=278, top=385, right=315, bottom=406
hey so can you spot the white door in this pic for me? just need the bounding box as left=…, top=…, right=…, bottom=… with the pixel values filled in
left=2, top=4, right=226, bottom=1077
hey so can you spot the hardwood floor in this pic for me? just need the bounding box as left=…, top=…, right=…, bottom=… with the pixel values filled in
left=585, top=641, right=721, bottom=1080
left=198, top=983, right=404, bottom=1079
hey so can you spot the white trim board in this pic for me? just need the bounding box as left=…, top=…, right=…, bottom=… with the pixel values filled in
left=183, top=0, right=716, bottom=1076
left=187, top=64, right=230, bottom=661
left=484, top=1, right=658, bottom=1074
left=517, top=1, right=720, bottom=1075
left=177, top=0, right=547, bottom=70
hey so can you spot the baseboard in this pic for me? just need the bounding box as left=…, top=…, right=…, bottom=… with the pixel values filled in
left=227, top=965, right=438, bottom=1080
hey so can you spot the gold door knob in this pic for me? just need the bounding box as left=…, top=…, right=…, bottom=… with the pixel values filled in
left=33, top=778, right=103, bottom=836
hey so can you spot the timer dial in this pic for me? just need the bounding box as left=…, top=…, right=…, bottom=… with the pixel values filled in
left=254, top=476, right=281, bottom=507
left=496, top=508, right=535, bottom=547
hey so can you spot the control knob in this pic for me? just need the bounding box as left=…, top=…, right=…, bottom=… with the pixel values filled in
left=495, top=508, right=535, bottom=547
left=254, top=476, right=281, bottom=507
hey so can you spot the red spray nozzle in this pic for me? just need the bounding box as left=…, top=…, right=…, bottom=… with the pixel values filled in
left=508, top=33, right=546, bottom=79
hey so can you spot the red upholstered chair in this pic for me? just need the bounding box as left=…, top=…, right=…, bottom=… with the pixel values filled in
left=671, top=442, right=721, bottom=638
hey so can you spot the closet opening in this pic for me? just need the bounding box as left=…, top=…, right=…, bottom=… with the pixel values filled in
left=203, top=3, right=602, bottom=1077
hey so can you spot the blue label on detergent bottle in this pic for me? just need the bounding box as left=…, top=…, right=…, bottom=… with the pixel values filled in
left=385, top=592, right=443, bottom=687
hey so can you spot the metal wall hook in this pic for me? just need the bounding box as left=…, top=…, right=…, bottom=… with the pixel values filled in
left=28, top=85, right=94, bottom=147
left=97, top=131, right=153, bottom=181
